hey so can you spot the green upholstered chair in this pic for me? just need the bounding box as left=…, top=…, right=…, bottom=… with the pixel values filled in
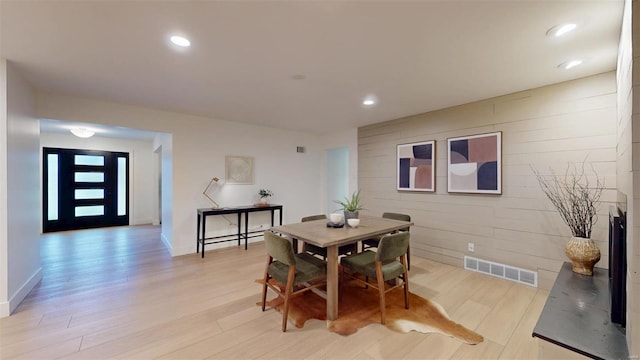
left=261, top=231, right=327, bottom=332
left=341, top=231, right=410, bottom=324
left=362, top=212, right=411, bottom=270
left=300, top=215, right=357, bottom=259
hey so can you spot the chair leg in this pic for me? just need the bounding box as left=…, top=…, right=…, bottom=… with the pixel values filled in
left=375, top=262, right=387, bottom=325
left=402, top=256, right=410, bottom=309
left=407, top=245, right=411, bottom=271
left=339, top=266, right=344, bottom=302
left=281, top=266, right=296, bottom=332
left=261, top=278, right=268, bottom=311
left=261, top=255, right=272, bottom=311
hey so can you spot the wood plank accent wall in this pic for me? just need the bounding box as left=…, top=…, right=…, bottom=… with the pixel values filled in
left=358, top=72, right=617, bottom=290
left=617, top=0, right=638, bottom=355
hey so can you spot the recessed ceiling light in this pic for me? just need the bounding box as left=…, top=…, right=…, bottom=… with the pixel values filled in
left=559, top=60, right=583, bottom=70
left=363, top=97, right=377, bottom=106
left=547, top=23, right=577, bottom=37
left=70, top=127, right=95, bottom=138
left=170, top=35, right=191, bottom=47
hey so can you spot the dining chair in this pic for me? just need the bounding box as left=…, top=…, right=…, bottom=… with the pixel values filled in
left=362, top=212, right=411, bottom=270
left=301, top=214, right=357, bottom=259
left=340, top=231, right=410, bottom=324
left=261, top=230, right=327, bottom=332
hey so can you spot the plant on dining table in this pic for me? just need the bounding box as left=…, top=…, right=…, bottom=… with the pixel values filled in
left=335, top=190, right=364, bottom=213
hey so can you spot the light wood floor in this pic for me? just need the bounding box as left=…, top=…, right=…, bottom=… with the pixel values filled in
left=0, top=225, right=548, bottom=359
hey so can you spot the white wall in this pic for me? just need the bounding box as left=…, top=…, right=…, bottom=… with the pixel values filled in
left=39, top=132, right=159, bottom=226
left=359, top=72, right=618, bottom=290
left=153, top=133, right=174, bottom=250
left=0, top=61, right=42, bottom=317
left=0, top=59, right=8, bottom=316
left=35, top=92, right=325, bottom=255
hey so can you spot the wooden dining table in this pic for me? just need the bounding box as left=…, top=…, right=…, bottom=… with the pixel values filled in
left=270, top=215, right=413, bottom=321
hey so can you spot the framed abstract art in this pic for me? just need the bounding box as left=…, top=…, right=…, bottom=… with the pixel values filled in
left=447, top=131, right=502, bottom=194
left=397, top=140, right=435, bottom=192
left=225, top=156, right=254, bottom=184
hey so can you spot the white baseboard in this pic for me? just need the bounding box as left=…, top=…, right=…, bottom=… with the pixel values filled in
left=132, top=218, right=153, bottom=225
left=0, top=301, right=9, bottom=318
left=160, top=232, right=173, bottom=255
left=0, top=267, right=42, bottom=317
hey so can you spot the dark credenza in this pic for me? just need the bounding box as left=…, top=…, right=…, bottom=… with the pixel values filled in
left=532, top=262, right=628, bottom=360
left=609, top=206, right=626, bottom=326
left=196, top=204, right=283, bottom=258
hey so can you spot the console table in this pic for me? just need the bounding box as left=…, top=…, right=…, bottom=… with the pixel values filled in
left=196, top=204, right=283, bottom=258
left=532, top=262, right=628, bottom=359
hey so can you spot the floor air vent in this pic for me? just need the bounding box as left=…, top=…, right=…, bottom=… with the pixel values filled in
left=464, top=256, right=537, bottom=287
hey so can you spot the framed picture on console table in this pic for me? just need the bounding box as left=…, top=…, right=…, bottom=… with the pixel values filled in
left=225, top=156, right=254, bottom=184
left=397, top=140, right=435, bottom=192
left=447, top=131, right=502, bottom=194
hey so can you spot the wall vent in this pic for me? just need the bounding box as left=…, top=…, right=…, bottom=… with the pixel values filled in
left=464, top=256, right=537, bottom=287
left=296, top=146, right=306, bottom=153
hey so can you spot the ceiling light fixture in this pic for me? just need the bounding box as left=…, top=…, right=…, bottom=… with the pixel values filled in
left=170, top=35, right=191, bottom=47
left=547, top=23, right=577, bottom=37
left=559, top=60, right=583, bottom=70
left=70, top=127, right=95, bottom=138
left=363, top=97, right=376, bottom=106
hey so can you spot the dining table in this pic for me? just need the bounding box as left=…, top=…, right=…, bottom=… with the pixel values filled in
left=270, top=215, right=413, bottom=321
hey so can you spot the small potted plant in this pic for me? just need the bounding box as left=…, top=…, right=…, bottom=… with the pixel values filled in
left=258, top=189, right=273, bottom=205
left=335, top=190, right=364, bottom=221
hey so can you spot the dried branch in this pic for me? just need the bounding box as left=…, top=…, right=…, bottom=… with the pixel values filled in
left=531, top=161, right=604, bottom=238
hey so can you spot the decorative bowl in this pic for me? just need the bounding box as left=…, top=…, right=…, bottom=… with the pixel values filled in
left=347, top=218, right=360, bottom=228
left=330, top=213, right=343, bottom=224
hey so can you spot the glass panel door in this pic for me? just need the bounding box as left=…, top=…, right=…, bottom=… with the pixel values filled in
left=43, top=148, right=129, bottom=232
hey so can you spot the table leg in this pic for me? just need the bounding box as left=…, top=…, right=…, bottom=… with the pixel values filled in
left=237, top=213, right=241, bottom=246
left=326, top=245, right=339, bottom=321
left=197, top=213, right=201, bottom=254
left=244, top=212, right=249, bottom=250
left=201, top=214, right=206, bottom=258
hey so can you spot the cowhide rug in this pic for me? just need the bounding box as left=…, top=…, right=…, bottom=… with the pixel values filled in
left=257, top=279, right=483, bottom=344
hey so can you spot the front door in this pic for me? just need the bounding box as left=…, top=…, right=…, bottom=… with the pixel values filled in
left=43, top=147, right=129, bottom=232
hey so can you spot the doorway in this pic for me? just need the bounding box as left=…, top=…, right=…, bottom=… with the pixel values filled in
left=43, top=147, right=129, bottom=232
left=326, top=147, right=349, bottom=214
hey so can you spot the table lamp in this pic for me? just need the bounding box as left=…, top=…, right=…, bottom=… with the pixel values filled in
left=203, top=177, right=222, bottom=208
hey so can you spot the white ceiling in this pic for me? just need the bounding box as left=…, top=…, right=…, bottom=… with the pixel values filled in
left=1, top=1, right=624, bottom=135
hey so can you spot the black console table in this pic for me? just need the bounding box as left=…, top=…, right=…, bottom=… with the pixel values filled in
left=532, top=262, right=628, bottom=360
left=196, top=204, right=283, bottom=258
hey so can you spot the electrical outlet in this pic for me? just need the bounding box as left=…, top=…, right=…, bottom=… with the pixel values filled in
left=468, top=242, right=475, bottom=252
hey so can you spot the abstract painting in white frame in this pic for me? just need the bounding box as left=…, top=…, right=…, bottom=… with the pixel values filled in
left=447, top=131, right=502, bottom=194
left=397, top=140, right=435, bottom=192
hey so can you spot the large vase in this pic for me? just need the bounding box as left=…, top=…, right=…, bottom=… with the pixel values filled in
left=565, top=236, right=601, bottom=276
